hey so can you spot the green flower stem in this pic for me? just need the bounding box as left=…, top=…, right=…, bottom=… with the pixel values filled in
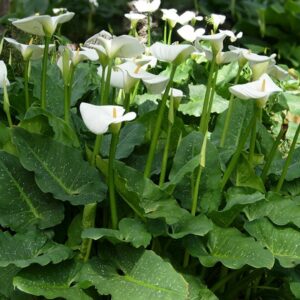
left=159, top=121, right=173, bottom=187
left=102, top=60, right=113, bottom=105
left=91, top=135, right=102, bottom=167
left=194, top=0, right=199, bottom=12
left=261, top=124, right=285, bottom=183
left=248, top=105, right=262, bottom=164
left=65, top=64, right=75, bottom=124
left=147, top=13, right=151, bottom=47
left=199, top=56, right=216, bottom=133
left=220, top=66, right=243, bottom=147
left=3, top=83, right=12, bottom=127
left=163, top=21, right=168, bottom=44
left=80, top=202, right=97, bottom=262
left=123, top=92, right=131, bottom=112
left=130, top=80, right=140, bottom=105
left=144, top=64, right=177, bottom=178
left=275, top=123, right=300, bottom=192
left=203, top=65, right=219, bottom=133
left=221, top=115, right=254, bottom=190
left=167, top=26, right=173, bottom=45
left=108, top=130, right=120, bottom=229
left=41, top=36, right=50, bottom=110
left=99, top=65, right=106, bottom=104
left=24, top=59, right=30, bottom=110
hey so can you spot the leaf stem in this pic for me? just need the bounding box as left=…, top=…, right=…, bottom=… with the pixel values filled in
left=102, top=59, right=113, bottom=105
left=275, top=123, right=300, bottom=192
left=108, top=130, right=120, bottom=229
left=41, top=36, right=50, bottom=110
left=24, top=59, right=30, bottom=110
left=144, top=64, right=177, bottom=178
left=167, top=26, right=173, bottom=45
left=261, top=124, right=285, bottom=183
left=123, top=92, right=131, bottom=112
left=147, top=13, right=151, bottom=47
left=99, top=65, right=106, bottom=104
left=220, top=66, right=243, bottom=147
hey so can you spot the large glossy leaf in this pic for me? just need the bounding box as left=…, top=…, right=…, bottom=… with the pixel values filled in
left=245, top=218, right=300, bottom=268
left=0, top=231, right=72, bottom=268
left=101, top=122, right=146, bottom=159
left=82, top=218, right=152, bottom=248
left=22, top=107, right=80, bottom=148
left=0, top=265, right=20, bottom=298
left=13, top=261, right=91, bottom=300
left=0, top=151, right=64, bottom=231
left=244, top=192, right=300, bottom=228
left=79, top=244, right=189, bottom=300
left=185, top=225, right=274, bottom=269
left=178, top=84, right=228, bottom=117
left=184, top=275, right=217, bottom=300
left=12, top=128, right=106, bottom=205
left=168, top=131, right=222, bottom=213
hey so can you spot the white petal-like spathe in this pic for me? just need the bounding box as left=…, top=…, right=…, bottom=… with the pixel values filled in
left=0, top=60, right=10, bottom=87
left=133, top=0, right=161, bottom=13
left=177, top=25, right=205, bottom=42
left=197, top=32, right=227, bottom=55
left=229, top=73, right=282, bottom=101
left=161, top=8, right=179, bottom=28
left=143, top=74, right=169, bottom=94
left=268, top=64, right=289, bottom=81
left=12, top=12, right=74, bottom=37
left=210, top=13, right=226, bottom=29
left=150, top=42, right=195, bottom=65
left=124, top=12, right=146, bottom=22
left=80, top=103, right=136, bottom=135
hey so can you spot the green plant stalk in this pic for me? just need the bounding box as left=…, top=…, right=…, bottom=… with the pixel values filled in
left=79, top=202, right=97, bottom=262
left=159, top=121, right=172, bottom=187
left=194, top=0, right=199, bottom=12
left=248, top=105, right=262, bottom=164
left=102, top=59, right=113, bottom=105
left=275, top=123, right=300, bottom=192
left=261, top=125, right=285, bottom=182
left=91, top=135, right=102, bottom=167
left=220, top=66, right=243, bottom=147
left=221, top=115, right=254, bottom=190
left=24, top=59, right=30, bottom=110
left=163, top=21, right=168, bottom=44
left=211, top=268, right=245, bottom=292
left=123, top=92, right=131, bottom=112
left=167, top=26, right=173, bottom=45
left=41, top=36, right=50, bottom=110
left=130, top=80, right=140, bottom=104
left=65, top=64, right=75, bottom=124
left=3, top=83, right=12, bottom=127
left=99, top=65, right=106, bottom=104
left=230, top=0, right=236, bottom=17
left=144, top=64, right=177, bottom=178
left=199, top=56, right=216, bottom=133
left=108, top=131, right=120, bottom=229
left=147, top=13, right=151, bottom=47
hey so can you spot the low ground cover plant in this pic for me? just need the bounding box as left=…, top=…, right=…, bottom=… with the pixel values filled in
left=1, top=0, right=300, bottom=299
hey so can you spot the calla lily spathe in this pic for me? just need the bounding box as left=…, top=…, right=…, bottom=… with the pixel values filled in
left=133, top=0, right=161, bottom=13
left=177, top=25, right=205, bottom=42
left=229, top=73, right=282, bottom=106
left=0, top=60, right=10, bottom=88
left=12, top=12, right=75, bottom=37
left=150, top=42, right=195, bottom=65
left=207, top=13, right=226, bottom=31
left=4, top=37, right=55, bottom=61
left=80, top=103, right=136, bottom=135
left=85, top=30, right=145, bottom=59
left=124, top=12, right=146, bottom=26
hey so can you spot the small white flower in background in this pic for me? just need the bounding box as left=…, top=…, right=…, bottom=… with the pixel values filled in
left=229, top=73, right=282, bottom=107
left=0, top=60, right=10, bottom=88
left=164, top=87, right=184, bottom=101
left=268, top=63, right=289, bottom=81
left=12, top=12, right=75, bottom=37
left=124, top=54, right=158, bottom=69
left=89, top=0, right=99, bottom=7
left=80, top=103, right=136, bottom=135
left=125, top=12, right=146, bottom=27
left=178, top=11, right=203, bottom=25
left=161, top=8, right=179, bottom=28
left=150, top=42, right=195, bottom=65
left=206, top=13, right=226, bottom=32
left=4, top=37, right=55, bottom=61
left=133, top=0, right=161, bottom=13
left=85, top=30, right=145, bottom=59
left=177, top=25, right=205, bottom=42
left=52, top=8, right=68, bottom=15
left=219, top=30, right=243, bottom=42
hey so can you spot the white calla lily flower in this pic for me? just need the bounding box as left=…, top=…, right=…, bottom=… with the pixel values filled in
left=229, top=73, right=282, bottom=107
left=268, top=64, right=289, bottom=81
left=178, top=11, right=203, bottom=25
left=164, top=87, right=184, bottom=101
left=150, top=42, right=195, bottom=65
left=177, top=25, right=205, bottom=42
left=12, top=12, right=75, bottom=37
left=219, top=30, right=243, bottom=42
left=80, top=103, right=136, bottom=135
left=59, top=46, right=98, bottom=66
left=125, top=12, right=146, bottom=27
left=5, top=37, right=55, bottom=61
left=133, top=0, right=161, bottom=13
left=85, top=30, right=145, bottom=59
left=161, top=9, right=179, bottom=28
left=0, top=60, right=10, bottom=88
left=207, top=13, right=226, bottom=31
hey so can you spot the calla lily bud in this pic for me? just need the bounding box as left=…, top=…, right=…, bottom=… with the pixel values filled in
left=0, top=60, right=10, bottom=88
